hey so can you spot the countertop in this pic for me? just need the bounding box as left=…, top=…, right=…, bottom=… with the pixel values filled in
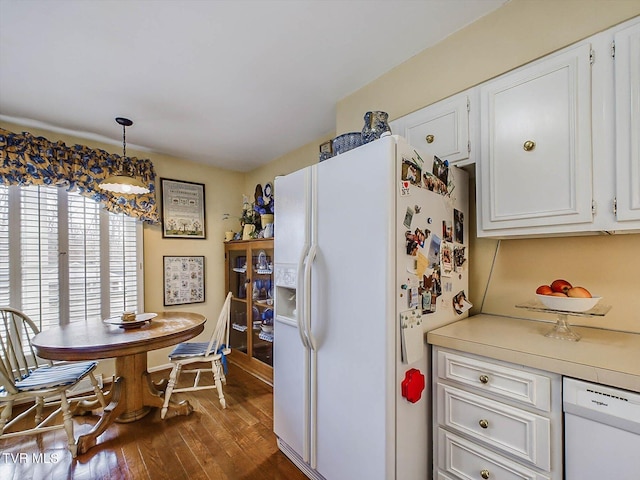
left=427, top=314, right=640, bottom=392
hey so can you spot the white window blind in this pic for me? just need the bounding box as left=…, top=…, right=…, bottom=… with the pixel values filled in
left=0, top=184, right=142, bottom=330
left=68, top=191, right=102, bottom=322
left=0, top=187, right=9, bottom=307
left=19, top=187, right=60, bottom=331
left=108, top=211, right=139, bottom=316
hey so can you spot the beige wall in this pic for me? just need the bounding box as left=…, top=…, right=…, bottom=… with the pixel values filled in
left=142, top=153, right=243, bottom=366
left=336, top=0, right=640, bottom=132
left=331, top=0, right=640, bottom=333
left=242, top=131, right=333, bottom=209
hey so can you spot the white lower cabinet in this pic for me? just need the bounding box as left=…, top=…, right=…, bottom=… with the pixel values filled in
left=433, top=348, right=562, bottom=480
left=437, top=429, right=551, bottom=480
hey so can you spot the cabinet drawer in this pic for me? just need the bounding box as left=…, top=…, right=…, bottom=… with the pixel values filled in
left=437, top=428, right=550, bottom=480
left=437, top=383, right=550, bottom=470
left=437, top=350, right=552, bottom=411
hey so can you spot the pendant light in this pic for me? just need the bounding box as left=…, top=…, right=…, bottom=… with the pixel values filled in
left=100, top=117, right=150, bottom=194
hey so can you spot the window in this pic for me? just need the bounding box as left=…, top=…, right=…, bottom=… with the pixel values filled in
left=0, top=184, right=143, bottom=331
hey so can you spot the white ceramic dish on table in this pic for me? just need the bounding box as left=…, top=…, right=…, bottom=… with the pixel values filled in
left=103, top=312, right=157, bottom=329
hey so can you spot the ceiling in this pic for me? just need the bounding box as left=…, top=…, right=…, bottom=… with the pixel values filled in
left=0, top=0, right=507, bottom=172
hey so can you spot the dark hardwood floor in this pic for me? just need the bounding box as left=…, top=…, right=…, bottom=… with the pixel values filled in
left=0, top=364, right=307, bottom=480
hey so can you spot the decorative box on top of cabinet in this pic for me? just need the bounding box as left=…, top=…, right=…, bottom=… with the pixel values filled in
left=476, top=16, right=640, bottom=238
left=225, top=238, right=274, bottom=384
left=433, top=347, right=562, bottom=480
left=390, top=88, right=478, bottom=167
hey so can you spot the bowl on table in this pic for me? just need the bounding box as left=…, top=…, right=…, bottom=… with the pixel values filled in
left=536, top=294, right=602, bottom=313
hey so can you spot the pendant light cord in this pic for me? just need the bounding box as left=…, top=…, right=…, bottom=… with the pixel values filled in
left=122, top=123, right=127, bottom=157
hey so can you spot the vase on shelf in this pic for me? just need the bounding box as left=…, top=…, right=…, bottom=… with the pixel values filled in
left=260, top=214, right=274, bottom=226
left=242, top=223, right=255, bottom=240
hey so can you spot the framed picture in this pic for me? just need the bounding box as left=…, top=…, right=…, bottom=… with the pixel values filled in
left=319, top=140, right=333, bottom=162
left=163, top=256, right=205, bottom=306
left=319, top=140, right=333, bottom=155
left=161, top=178, right=206, bottom=239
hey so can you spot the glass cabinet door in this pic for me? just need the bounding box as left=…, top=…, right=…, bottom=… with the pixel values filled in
left=250, top=245, right=274, bottom=366
left=227, top=250, right=248, bottom=355
left=225, top=238, right=274, bottom=382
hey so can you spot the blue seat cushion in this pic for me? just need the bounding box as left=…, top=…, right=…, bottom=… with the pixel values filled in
left=13, top=361, right=97, bottom=392
left=168, top=342, right=212, bottom=359
left=168, top=342, right=228, bottom=374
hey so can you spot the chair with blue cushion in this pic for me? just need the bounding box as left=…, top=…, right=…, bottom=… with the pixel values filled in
left=0, top=307, right=106, bottom=457
left=161, top=292, right=232, bottom=418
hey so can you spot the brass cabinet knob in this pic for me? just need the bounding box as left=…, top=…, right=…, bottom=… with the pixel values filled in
left=523, top=140, right=536, bottom=151
left=425, top=134, right=435, bottom=144
left=479, top=419, right=489, bottom=429
left=479, top=374, right=489, bottom=384
left=481, top=469, right=490, bottom=479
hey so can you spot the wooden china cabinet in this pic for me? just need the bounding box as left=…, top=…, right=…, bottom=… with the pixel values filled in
left=224, top=238, right=274, bottom=384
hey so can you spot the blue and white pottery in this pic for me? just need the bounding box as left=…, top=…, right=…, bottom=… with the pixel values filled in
left=332, top=132, right=364, bottom=156
left=362, top=111, right=391, bottom=144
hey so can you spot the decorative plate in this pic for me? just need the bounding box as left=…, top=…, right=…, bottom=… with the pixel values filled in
left=103, top=313, right=157, bottom=329
left=263, top=183, right=273, bottom=201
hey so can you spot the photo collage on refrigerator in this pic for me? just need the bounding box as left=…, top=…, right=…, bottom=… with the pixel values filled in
left=400, top=151, right=471, bottom=317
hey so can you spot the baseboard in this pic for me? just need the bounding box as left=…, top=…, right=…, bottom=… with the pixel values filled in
left=229, top=359, right=273, bottom=387
left=148, top=363, right=173, bottom=374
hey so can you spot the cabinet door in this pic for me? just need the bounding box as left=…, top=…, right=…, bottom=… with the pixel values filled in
left=615, top=21, right=640, bottom=222
left=227, top=249, right=249, bottom=355
left=391, top=90, right=473, bottom=166
left=250, top=243, right=274, bottom=367
left=478, top=43, right=593, bottom=236
left=225, top=239, right=274, bottom=383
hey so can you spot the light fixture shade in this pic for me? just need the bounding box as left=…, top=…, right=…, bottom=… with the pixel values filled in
left=100, top=175, right=150, bottom=194
left=99, top=116, right=150, bottom=195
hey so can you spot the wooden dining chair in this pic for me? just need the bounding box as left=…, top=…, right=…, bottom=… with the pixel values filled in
left=161, top=292, right=232, bottom=418
left=0, top=307, right=106, bottom=457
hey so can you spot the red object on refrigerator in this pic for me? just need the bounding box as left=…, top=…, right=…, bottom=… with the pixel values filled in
left=401, top=368, right=425, bottom=403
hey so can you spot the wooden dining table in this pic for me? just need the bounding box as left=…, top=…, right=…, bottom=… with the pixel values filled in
left=31, top=311, right=206, bottom=455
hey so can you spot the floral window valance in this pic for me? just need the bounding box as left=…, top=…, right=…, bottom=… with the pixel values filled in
left=0, top=128, right=159, bottom=223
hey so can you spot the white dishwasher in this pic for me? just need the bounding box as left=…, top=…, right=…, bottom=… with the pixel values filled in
left=563, top=377, right=640, bottom=480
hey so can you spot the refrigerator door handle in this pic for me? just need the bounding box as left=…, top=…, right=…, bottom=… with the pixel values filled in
left=303, top=243, right=318, bottom=351
left=296, top=244, right=311, bottom=349
left=303, top=242, right=319, bottom=469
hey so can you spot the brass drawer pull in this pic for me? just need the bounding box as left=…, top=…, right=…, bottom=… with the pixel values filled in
left=481, top=469, right=490, bottom=479
left=479, top=374, right=489, bottom=384
left=479, top=419, right=489, bottom=429
left=425, top=134, right=435, bottom=144
left=523, top=140, right=536, bottom=151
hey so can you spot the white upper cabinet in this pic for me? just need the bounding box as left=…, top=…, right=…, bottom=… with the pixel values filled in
left=476, top=16, right=640, bottom=238
left=614, top=21, right=640, bottom=223
left=477, top=43, right=594, bottom=237
left=391, top=89, right=477, bottom=166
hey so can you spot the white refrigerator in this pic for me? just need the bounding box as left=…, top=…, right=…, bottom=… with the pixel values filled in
left=273, top=135, right=469, bottom=480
